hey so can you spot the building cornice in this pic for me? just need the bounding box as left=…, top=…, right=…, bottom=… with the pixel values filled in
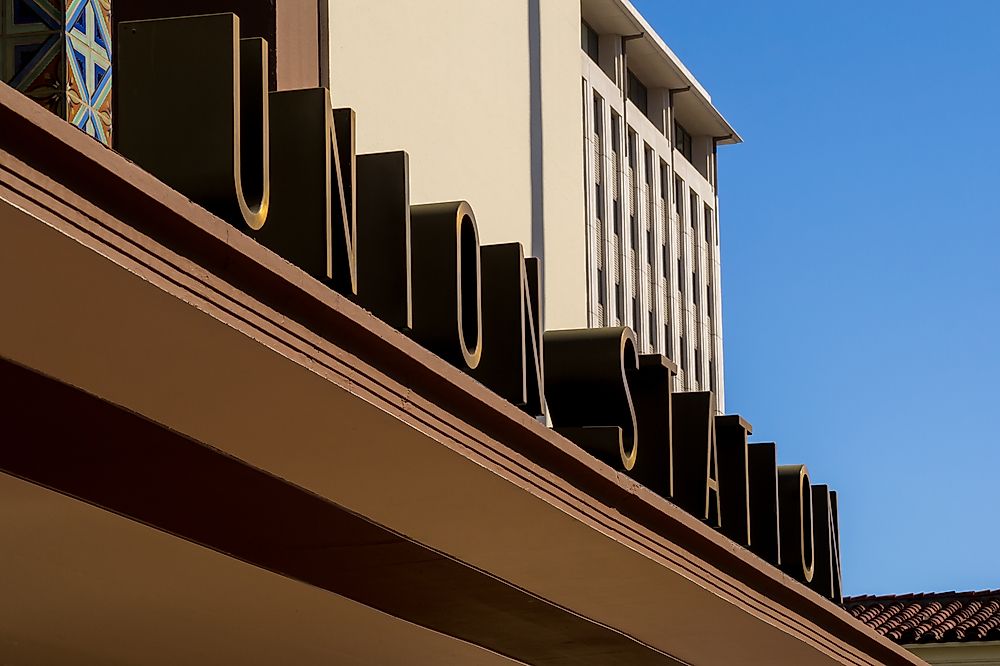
left=581, top=0, right=742, bottom=143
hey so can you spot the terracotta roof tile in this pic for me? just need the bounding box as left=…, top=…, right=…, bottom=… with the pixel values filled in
left=845, top=590, right=1000, bottom=644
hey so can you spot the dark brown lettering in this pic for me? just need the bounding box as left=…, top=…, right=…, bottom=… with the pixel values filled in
left=627, top=354, right=677, bottom=498
left=778, top=464, right=815, bottom=584
left=410, top=201, right=482, bottom=369
left=716, top=415, right=752, bottom=547
left=474, top=244, right=545, bottom=418
left=747, top=442, right=781, bottom=567
left=544, top=328, right=639, bottom=471
left=118, top=14, right=269, bottom=231
left=810, top=484, right=841, bottom=601
left=256, top=89, right=357, bottom=294
left=672, top=392, right=721, bottom=527
left=356, top=151, right=413, bottom=330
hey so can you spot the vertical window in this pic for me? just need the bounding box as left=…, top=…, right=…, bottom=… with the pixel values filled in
left=660, top=160, right=670, bottom=279
left=707, top=283, right=713, bottom=318
left=649, top=311, right=657, bottom=349
left=628, top=130, right=640, bottom=329
left=660, top=162, right=670, bottom=209
left=673, top=175, right=684, bottom=217
left=690, top=191, right=699, bottom=229
left=679, top=336, right=687, bottom=371
left=592, top=95, right=604, bottom=225
left=593, top=94, right=604, bottom=136
left=591, top=92, right=606, bottom=324
left=674, top=121, right=693, bottom=162
left=581, top=21, right=599, bottom=63
left=608, top=110, right=624, bottom=328
left=628, top=130, right=638, bottom=244
left=625, top=125, right=639, bottom=173
left=695, top=348, right=703, bottom=383
left=704, top=204, right=714, bottom=243
left=626, top=69, right=648, bottom=117
left=611, top=112, right=621, bottom=237
left=677, top=259, right=684, bottom=292
left=664, top=323, right=670, bottom=357
left=644, top=146, right=654, bottom=266
left=709, top=359, right=716, bottom=393
left=692, top=272, right=699, bottom=305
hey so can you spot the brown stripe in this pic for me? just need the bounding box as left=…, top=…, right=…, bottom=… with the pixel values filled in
left=0, top=357, right=682, bottom=666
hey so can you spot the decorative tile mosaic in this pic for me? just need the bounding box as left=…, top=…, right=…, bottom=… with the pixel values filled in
left=65, top=0, right=111, bottom=144
left=0, top=0, right=111, bottom=146
left=1, top=0, right=65, bottom=115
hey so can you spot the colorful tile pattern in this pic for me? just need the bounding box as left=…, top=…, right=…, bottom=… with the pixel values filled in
left=0, top=0, right=111, bottom=146
left=65, top=0, right=111, bottom=144
left=1, top=0, right=65, bottom=115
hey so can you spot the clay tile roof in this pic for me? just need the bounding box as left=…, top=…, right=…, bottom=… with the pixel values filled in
left=845, top=590, right=1000, bottom=644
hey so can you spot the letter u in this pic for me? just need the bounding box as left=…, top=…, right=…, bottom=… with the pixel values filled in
left=116, top=13, right=269, bottom=231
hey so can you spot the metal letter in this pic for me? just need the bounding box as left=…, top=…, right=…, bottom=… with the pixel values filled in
left=716, top=415, right=752, bottom=547
left=672, top=392, right=721, bottom=527
left=627, top=354, right=677, bottom=498
left=117, top=13, right=269, bottom=230
left=810, top=484, right=842, bottom=602
left=332, top=107, right=357, bottom=293
left=256, top=89, right=356, bottom=294
left=544, top=327, right=639, bottom=471
left=356, top=151, right=412, bottom=330
left=473, top=243, right=545, bottom=418
left=410, top=201, right=482, bottom=369
left=830, top=490, right=843, bottom=603
left=778, top=464, right=815, bottom=584
left=748, top=442, right=781, bottom=567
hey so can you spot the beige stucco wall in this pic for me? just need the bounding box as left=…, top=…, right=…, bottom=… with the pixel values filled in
left=908, top=642, right=1000, bottom=665
left=535, top=0, right=588, bottom=330
left=328, top=0, right=587, bottom=329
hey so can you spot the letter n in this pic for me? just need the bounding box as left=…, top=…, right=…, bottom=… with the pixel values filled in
left=810, top=484, right=842, bottom=602
left=356, top=151, right=412, bottom=330
left=830, top=490, right=843, bottom=603
left=474, top=243, right=544, bottom=418
left=256, top=90, right=357, bottom=295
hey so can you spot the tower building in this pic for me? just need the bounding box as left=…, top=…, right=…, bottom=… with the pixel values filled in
left=327, top=0, right=740, bottom=407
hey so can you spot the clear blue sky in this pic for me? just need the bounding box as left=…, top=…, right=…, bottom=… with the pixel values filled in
left=631, top=0, right=1000, bottom=596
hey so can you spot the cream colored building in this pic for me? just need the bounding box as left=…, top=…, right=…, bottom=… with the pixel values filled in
left=328, top=0, right=740, bottom=407
left=909, top=643, right=1000, bottom=665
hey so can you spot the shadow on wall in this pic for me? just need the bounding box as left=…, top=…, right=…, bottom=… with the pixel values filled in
left=528, top=0, right=545, bottom=273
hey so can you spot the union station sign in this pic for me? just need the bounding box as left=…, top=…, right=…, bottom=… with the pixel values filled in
left=109, top=11, right=843, bottom=603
